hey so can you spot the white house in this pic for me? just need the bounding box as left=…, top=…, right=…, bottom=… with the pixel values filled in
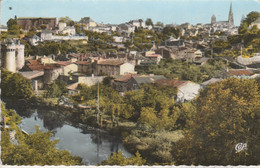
left=155, top=79, right=201, bottom=103
left=113, top=36, right=124, bottom=43
left=61, top=26, right=76, bottom=36
left=29, top=35, right=42, bottom=46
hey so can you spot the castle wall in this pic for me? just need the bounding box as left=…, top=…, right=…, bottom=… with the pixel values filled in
left=18, top=18, right=58, bottom=31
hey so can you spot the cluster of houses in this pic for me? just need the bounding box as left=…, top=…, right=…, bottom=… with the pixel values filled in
left=2, top=3, right=260, bottom=105
left=15, top=47, right=259, bottom=104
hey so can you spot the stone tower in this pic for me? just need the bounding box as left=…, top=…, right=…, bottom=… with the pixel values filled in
left=1, top=39, right=25, bottom=73
left=228, top=2, right=234, bottom=26
left=211, top=14, right=216, bottom=25
left=1, top=39, right=16, bottom=73
left=16, top=40, right=25, bottom=71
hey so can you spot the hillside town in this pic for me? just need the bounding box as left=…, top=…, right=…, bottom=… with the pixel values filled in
left=1, top=1, right=260, bottom=166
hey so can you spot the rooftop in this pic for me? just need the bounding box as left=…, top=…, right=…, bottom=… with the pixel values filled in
left=19, top=71, right=44, bottom=79
left=155, top=79, right=189, bottom=88
left=114, top=74, right=139, bottom=82
left=75, top=61, right=90, bottom=65
left=228, top=69, right=254, bottom=76
left=44, top=64, right=62, bottom=70
left=97, top=59, right=125, bottom=66
left=56, top=61, right=72, bottom=66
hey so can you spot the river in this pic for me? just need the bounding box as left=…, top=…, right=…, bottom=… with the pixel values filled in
left=13, top=107, right=131, bottom=165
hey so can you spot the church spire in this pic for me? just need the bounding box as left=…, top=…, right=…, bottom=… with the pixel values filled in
left=228, top=2, right=234, bottom=26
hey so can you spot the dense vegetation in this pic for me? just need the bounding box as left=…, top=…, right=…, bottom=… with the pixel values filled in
left=22, top=40, right=77, bottom=56
left=214, top=11, right=260, bottom=57
left=99, top=151, right=146, bottom=166
left=1, top=103, right=83, bottom=165
left=44, top=80, right=67, bottom=98
left=1, top=68, right=34, bottom=101
left=137, top=59, right=227, bottom=83
left=173, top=78, right=260, bottom=165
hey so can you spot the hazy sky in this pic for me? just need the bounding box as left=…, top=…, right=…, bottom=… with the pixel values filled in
left=1, top=0, right=260, bottom=26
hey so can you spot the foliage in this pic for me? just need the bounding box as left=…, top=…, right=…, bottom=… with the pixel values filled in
left=122, top=84, right=176, bottom=124
left=1, top=104, right=83, bottom=165
left=162, top=26, right=180, bottom=39
left=212, top=39, right=231, bottom=53
left=7, top=16, right=20, bottom=35
left=1, top=68, right=34, bottom=100
left=1, top=103, right=21, bottom=129
left=145, top=18, right=153, bottom=26
left=99, top=151, right=146, bottom=166
left=138, top=59, right=227, bottom=83
left=155, top=21, right=164, bottom=27
left=45, top=80, right=67, bottom=98
left=239, top=11, right=260, bottom=34
left=59, top=16, right=74, bottom=26
left=29, top=41, right=77, bottom=56
left=124, top=129, right=183, bottom=164
left=173, top=78, right=260, bottom=165
left=238, top=11, right=260, bottom=52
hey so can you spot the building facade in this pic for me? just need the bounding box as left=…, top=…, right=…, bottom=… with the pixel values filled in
left=17, top=17, right=58, bottom=31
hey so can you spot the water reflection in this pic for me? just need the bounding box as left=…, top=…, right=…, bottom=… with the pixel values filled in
left=15, top=108, right=131, bottom=165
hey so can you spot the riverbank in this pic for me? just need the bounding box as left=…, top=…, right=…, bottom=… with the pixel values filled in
left=4, top=97, right=184, bottom=165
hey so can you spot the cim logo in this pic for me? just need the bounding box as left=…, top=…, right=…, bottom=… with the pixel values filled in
left=235, top=143, right=247, bottom=153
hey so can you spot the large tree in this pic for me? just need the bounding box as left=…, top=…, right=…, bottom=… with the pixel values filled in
left=1, top=103, right=83, bottom=165
left=1, top=68, right=34, bottom=100
left=173, top=78, right=260, bottom=165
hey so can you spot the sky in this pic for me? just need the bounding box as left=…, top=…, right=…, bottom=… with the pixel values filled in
left=1, top=0, right=260, bottom=26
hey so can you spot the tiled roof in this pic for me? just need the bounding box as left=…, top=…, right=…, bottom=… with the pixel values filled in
left=19, top=71, right=44, bottom=79
left=155, top=79, right=189, bottom=88
left=56, top=61, right=72, bottom=66
left=26, top=60, right=45, bottom=71
left=97, top=59, right=124, bottom=66
left=27, top=65, right=45, bottom=71
left=75, top=61, right=90, bottom=65
left=44, top=64, right=62, bottom=70
left=114, top=74, right=139, bottom=82
left=228, top=69, right=254, bottom=76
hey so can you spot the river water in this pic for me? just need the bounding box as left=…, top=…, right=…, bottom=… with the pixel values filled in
left=14, top=107, right=131, bottom=165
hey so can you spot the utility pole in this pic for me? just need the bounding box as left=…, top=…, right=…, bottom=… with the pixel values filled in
left=96, top=81, right=100, bottom=126
left=96, top=81, right=102, bottom=127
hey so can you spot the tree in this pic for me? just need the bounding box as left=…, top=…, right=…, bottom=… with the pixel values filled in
left=155, top=21, right=164, bottom=27
left=99, top=151, right=146, bottom=165
left=1, top=104, right=83, bottom=165
left=173, top=78, right=260, bottom=165
left=45, top=80, right=66, bottom=98
left=1, top=69, right=34, bottom=101
left=145, top=18, right=153, bottom=26
left=7, top=16, right=20, bottom=35
left=212, top=40, right=231, bottom=53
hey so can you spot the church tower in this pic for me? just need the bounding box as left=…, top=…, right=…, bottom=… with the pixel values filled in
left=211, top=14, right=216, bottom=25
left=228, top=2, right=234, bottom=26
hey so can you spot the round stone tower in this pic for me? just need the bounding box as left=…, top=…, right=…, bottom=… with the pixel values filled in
left=2, top=39, right=16, bottom=73
left=16, top=40, right=25, bottom=71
